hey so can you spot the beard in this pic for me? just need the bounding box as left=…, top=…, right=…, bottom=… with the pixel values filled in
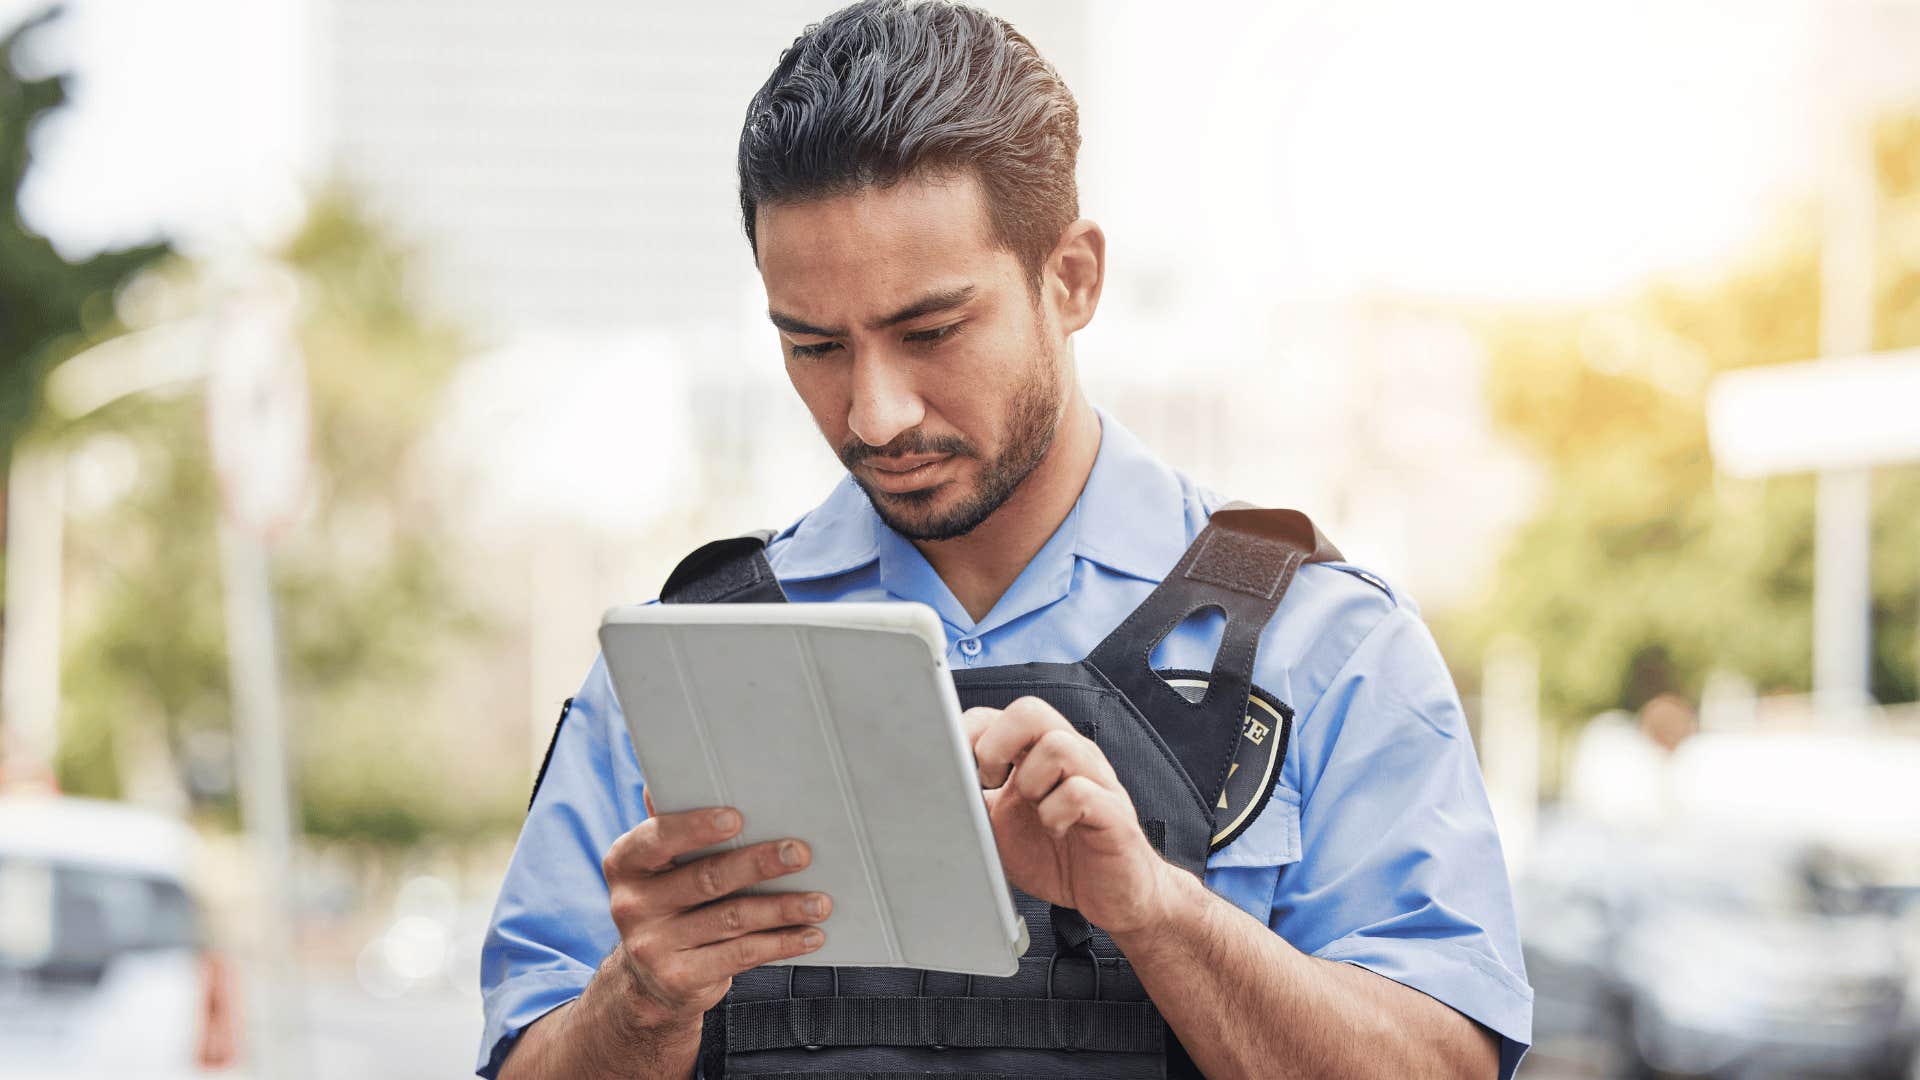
left=839, top=339, right=1063, bottom=542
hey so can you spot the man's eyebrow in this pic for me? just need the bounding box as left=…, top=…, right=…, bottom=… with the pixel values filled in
left=768, top=284, right=977, bottom=338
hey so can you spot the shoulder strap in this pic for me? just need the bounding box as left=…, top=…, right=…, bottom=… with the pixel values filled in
left=659, top=528, right=788, bottom=604
left=1086, top=503, right=1340, bottom=828
left=526, top=697, right=574, bottom=811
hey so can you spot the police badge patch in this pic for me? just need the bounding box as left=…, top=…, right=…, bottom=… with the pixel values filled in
left=1153, top=670, right=1294, bottom=851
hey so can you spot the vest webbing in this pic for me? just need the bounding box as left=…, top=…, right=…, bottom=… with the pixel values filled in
left=644, top=502, right=1341, bottom=1079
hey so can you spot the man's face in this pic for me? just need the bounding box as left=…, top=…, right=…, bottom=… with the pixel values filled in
left=754, top=172, right=1067, bottom=541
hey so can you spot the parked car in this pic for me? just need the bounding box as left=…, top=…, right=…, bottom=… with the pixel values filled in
left=1514, top=813, right=1643, bottom=1076
left=1520, top=809, right=1920, bottom=1079
left=0, top=794, right=238, bottom=1079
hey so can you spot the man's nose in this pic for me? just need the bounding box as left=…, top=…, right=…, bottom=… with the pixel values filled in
left=845, top=350, right=926, bottom=449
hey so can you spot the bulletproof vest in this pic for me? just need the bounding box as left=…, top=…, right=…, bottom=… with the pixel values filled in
left=658, top=502, right=1340, bottom=1080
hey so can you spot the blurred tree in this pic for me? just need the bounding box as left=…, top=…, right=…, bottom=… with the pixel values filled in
left=56, top=186, right=508, bottom=846
left=0, top=5, right=168, bottom=709
left=1473, top=112, right=1920, bottom=732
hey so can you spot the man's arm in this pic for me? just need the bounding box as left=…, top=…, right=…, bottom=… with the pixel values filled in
left=1111, top=864, right=1500, bottom=1080
left=497, top=948, right=702, bottom=1080
left=964, top=694, right=1510, bottom=1080
left=498, top=799, right=830, bottom=1080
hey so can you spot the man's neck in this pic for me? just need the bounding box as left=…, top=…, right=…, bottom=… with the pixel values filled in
left=914, top=395, right=1101, bottom=625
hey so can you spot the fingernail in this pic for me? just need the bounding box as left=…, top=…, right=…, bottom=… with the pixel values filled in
left=803, top=895, right=826, bottom=918
left=801, top=929, right=824, bottom=948
left=712, top=810, right=739, bottom=833
left=779, top=842, right=805, bottom=867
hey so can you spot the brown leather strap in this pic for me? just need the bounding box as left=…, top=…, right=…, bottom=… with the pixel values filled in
left=1085, top=504, right=1340, bottom=833
left=660, top=529, right=788, bottom=604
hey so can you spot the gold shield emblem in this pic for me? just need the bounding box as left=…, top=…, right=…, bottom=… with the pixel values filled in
left=1154, top=671, right=1293, bottom=851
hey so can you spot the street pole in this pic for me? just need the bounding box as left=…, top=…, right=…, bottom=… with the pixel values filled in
left=1815, top=10, right=1877, bottom=723
left=0, top=448, right=64, bottom=789
left=1480, top=635, right=1540, bottom=879
left=217, top=517, right=306, bottom=1080
left=206, top=260, right=312, bottom=1080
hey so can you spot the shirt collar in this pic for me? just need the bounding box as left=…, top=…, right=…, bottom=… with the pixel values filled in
left=768, top=472, right=883, bottom=581
left=1070, top=405, right=1194, bottom=584
left=771, top=403, right=1195, bottom=597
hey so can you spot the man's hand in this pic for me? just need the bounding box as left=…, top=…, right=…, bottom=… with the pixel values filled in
left=603, top=790, right=833, bottom=1030
left=963, top=696, right=1178, bottom=935
left=498, top=795, right=832, bottom=1080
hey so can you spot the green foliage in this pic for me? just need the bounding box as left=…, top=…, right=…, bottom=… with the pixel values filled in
left=56, top=186, right=512, bottom=845
left=1474, top=114, right=1920, bottom=727
left=58, top=392, right=228, bottom=796
left=0, top=6, right=169, bottom=462
left=5, top=4, right=165, bottom=789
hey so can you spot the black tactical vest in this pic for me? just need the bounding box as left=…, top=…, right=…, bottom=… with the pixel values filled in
left=657, top=502, right=1340, bottom=1080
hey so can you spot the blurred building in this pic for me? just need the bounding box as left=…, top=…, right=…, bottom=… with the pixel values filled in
left=323, top=0, right=1090, bottom=339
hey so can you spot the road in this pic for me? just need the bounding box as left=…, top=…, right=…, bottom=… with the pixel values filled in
left=302, top=976, right=484, bottom=1079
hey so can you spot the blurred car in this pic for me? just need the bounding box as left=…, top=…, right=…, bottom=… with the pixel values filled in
left=1520, top=810, right=1920, bottom=1079
left=1620, top=903, right=1911, bottom=1078
left=0, top=794, right=239, bottom=1079
left=1515, top=813, right=1643, bottom=1076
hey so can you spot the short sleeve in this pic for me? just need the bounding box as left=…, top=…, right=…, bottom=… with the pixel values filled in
left=1274, top=606, right=1534, bottom=1079
left=476, top=652, right=648, bottom=1078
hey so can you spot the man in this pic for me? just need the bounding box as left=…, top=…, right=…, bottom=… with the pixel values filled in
left=479, top=2, right=1532, bottom=1077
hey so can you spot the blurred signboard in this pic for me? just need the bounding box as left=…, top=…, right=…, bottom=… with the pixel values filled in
left=1707, top=349, right=1920, bottom=477
left=206, top=272, right=311, bottom=542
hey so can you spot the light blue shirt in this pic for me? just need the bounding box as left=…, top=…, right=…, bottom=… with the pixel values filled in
left=478, top=405, right=1533, bottom=1078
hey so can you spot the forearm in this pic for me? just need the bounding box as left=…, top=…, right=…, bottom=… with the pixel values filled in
left=1110, top=867, right=1496, bottom=1080
left=498, top=948, right=701, bottom=1080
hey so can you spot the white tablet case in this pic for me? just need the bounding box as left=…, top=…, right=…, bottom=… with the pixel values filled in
left=598, top=602, right=1028, bottom=976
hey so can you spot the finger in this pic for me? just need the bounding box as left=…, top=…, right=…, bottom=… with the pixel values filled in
left=1034, top=774, right=1133, bottom=842
left=669, top=891, right=833, bottom=950
left=652, top=838, right=812, bottom=912
left=974, top=696, right=1073, bottom=789
left=643, top=786, right=656, bottom=818
left=1009, top=727, right=1117, bottom=805
left=961, top=706, right=998, bottom=747
left=604, top=806, right=742, bottom=880
left=675, top=925, right=827, bottom=986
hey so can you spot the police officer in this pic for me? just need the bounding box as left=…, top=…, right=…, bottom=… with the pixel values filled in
left=478, top=2, right=1532, bottom=1077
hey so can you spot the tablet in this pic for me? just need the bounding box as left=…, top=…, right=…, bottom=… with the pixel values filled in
left=598, top=601, right=1028, bottom=976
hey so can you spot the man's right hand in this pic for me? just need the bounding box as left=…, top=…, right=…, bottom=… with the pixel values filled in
left=601, top=789, right=832, bottom=1032
left=498, top=792, right=831, bottom=1080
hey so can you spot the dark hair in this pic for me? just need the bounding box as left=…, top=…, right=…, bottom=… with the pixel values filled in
left=737, top=0, right=1081, bottom=290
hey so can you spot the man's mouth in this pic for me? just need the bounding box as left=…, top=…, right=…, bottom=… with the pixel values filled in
left=861, top=453, right=954, bottom=492
left=865, top=453, right=951, bottom=473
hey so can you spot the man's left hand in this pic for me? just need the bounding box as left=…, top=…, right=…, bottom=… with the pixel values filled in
left=962, top=696, right=1181, bottom=935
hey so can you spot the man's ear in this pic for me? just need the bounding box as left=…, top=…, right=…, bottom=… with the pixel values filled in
left=1045, top=218, right=1105, bottom=336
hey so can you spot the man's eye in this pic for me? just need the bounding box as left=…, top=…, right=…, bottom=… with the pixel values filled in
left=906, top=322, right=964, bottom=347
left=788, top=340, right=840, bottom=359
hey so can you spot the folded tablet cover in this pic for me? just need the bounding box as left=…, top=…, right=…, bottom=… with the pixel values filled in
left=599, top=603, right=1026, bottom=976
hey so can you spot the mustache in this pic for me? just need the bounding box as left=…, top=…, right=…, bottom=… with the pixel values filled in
left=838, top=432, right=976, bottom=469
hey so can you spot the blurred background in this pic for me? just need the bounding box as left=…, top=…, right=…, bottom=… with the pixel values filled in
left=0, top=0, right=1917, bottom=1076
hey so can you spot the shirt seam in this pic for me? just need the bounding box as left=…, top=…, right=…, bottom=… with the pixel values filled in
left=1314, top=932, right=1535, bottom=1002
left=1296, top=602, right=1455, bottom=744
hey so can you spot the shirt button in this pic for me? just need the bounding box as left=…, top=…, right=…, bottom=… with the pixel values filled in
left=958, top=637, right=983, bottom=658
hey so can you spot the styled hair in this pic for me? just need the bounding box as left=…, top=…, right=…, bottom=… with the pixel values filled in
left=737, top=0, right=1081, bottom=290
